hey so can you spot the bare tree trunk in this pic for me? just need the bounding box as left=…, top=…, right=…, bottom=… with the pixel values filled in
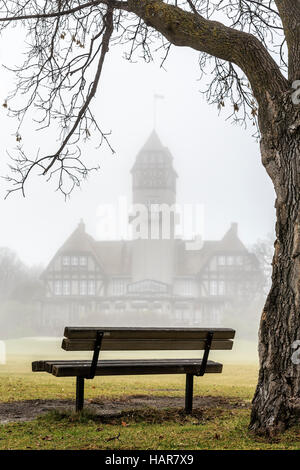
left=250, top=95, right=300, bottom=435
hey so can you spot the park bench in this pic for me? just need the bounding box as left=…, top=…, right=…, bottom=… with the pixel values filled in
left=32, top=327, right=235, bottom=413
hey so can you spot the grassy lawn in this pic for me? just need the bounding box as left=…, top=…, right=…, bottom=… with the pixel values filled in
left=0, top=338, right=299, bottom=450
left=1, top=407, right=300, bottom=450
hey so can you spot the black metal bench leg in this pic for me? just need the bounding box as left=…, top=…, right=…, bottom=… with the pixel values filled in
left=76, top=377, right=84, bottom=412
left=185, top=374, right=194, bottom=414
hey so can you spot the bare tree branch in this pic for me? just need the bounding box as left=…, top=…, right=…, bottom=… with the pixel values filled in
left=0, top=1, right=291, bottom=195
left=3, top=2, right=115, bottom=197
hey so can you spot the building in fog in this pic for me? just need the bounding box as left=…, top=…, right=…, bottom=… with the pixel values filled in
left=40, top=131, right=262, bottom=330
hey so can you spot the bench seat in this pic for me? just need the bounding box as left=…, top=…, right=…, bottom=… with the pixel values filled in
left=32, top=358, right=223, bottom=377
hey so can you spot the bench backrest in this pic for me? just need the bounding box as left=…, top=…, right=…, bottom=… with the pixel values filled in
left=62, top=327, right=235, bottom=351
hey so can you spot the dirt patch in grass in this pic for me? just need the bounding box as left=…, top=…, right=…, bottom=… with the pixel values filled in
left=0, top=395, right=249, bottom=424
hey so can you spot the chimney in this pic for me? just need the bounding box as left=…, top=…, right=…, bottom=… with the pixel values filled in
left=78, top=219, right=85, bottom=232
left=230, top=222, right=238, bottom=235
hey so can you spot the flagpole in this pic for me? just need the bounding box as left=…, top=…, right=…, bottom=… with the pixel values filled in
left=153, top=94, right=165, bottom=130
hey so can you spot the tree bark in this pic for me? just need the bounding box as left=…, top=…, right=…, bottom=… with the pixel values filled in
left=250, top=93, right=300, bottom=435
left=275, top=1, right=300, bottom=80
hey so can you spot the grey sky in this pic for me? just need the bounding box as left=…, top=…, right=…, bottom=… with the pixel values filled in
left=0, top=29, right=275, bottom=266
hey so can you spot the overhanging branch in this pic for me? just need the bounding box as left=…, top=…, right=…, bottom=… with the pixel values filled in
left=0, top=1, right=291, bottom=196
left=124, top=0, right=288, bottom=105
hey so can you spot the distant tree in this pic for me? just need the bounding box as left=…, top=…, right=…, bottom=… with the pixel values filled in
left=0, top=250, right=44, bottom=338
left=251, top=234, right=275, bottom=296
left=12, top=276, right=44, bottom=302
left=0, top=0, right=299, bottom=435
left=0, top=248, right=43, bottom=300
left=0, top=247, right=27, bottom=299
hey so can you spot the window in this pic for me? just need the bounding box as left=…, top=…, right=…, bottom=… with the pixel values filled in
left=71, top=256, right=78, bottom=266
left=219, top=280, right=226, bottom=295
left=218, top=256, right=226, bottom=266
left=62, top=256, right=70, bottom=266
left=209, top=280, right=225, bottom=295
left=54, top=280, right=62, bottom=295
left=210, top=280, right=218, bottom=296
left=79, top=280, right=87, bottom=295
left=88, top=280, right=95, bottom=296
left=236, top=256, right=243, bottom=265
left=63, top=280, right=70, bottom=296
left=182, top=280, right=192, bottom=296
left=112, top=279, right=126, bottom=295
left=79, top=256, right=87, bottom=266
left=227, top=256, right=234, bottom=266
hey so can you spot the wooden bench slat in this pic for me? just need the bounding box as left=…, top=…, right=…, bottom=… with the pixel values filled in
left=61, top=338, right=233, bottom=351
left=32, top=360, right=93, bottom=373
left=47, top=359, right=223, bottom=377
left=33, top=358, right=219, bottom=373
left=64, top=327, right=235, bottom=340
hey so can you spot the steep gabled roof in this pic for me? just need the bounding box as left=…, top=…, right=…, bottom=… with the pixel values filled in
left=58, top=220, right=94, bottom=254
left=42, top=220, right=106, bottom=276
left=175, top=223, right=249, bottom=276
left=131, top=130, right=177, bottom=176
left=219, top=222, right=248, bottom=252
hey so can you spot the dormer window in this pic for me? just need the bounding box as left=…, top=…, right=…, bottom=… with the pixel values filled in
left=63, top=280, right=71, bottom=295
left=112, top=279, right=126, bottom=295
left=71, top=256, right=78, bottom=266
left=79, top=280, right=87, bottom=295
left=218, top=256, right=226, bottom=266
left=88, top=280, right=95, bottom=295
left=210, top=281, right=218, bottom=296
left=219, top=280, right=226, bottom=295
left=80, top=256, right=87, bottom=266
left=54, top=280, right=62, bottom=295
left=62, top=256, right=70, bottom=266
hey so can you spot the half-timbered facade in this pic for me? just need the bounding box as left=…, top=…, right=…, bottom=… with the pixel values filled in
left=40, top=131, right=261, bottom=331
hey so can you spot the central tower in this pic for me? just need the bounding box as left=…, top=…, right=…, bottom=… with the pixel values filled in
left=131, top=130, right=177, bottom=207
left=130, top=131, right=177, bottom=286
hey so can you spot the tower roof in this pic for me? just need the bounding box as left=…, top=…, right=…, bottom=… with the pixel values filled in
left=141, top=130, right=165, bottom=152
left=131, top=130, right=177, bottom=175
left=58, top=220, right=92, bottom=253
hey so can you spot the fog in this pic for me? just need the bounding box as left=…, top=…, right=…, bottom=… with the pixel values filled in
left=0, top=29, right=275, bottom=267
left=0, top=25, right=275, bottom=350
